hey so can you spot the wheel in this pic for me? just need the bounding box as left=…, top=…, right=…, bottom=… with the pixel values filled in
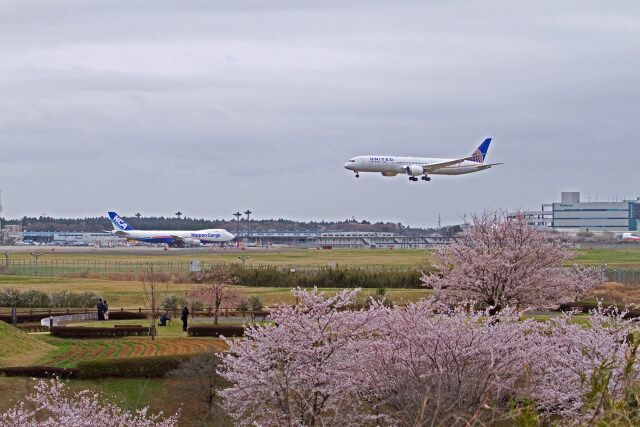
left=426, top=177, right=431, bottom=181
left=355, top=173, right=360, bottom=178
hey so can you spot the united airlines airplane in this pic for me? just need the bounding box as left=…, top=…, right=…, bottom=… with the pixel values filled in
left=344, top=138, right=501, bottom=182
left=108, top=212, right=235, bottom=246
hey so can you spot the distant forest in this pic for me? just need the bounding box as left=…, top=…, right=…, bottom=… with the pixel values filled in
left=0, top=216, right=435, bottom=235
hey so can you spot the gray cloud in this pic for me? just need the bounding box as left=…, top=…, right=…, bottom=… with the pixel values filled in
left=0, top=0, right=639, bottom=226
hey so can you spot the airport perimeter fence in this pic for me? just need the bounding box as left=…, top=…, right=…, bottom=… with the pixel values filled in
left=0, top=259, right=417, bottom=278
left=2, top=260, right=639, bottom=286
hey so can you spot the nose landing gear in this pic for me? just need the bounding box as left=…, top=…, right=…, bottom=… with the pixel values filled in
left=355, top=172, right=360, bottom=178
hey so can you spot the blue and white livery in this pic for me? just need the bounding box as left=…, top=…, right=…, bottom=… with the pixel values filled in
left=108, top=212, right=235, bottom=246
left=344, top=138, right=502, bottom=182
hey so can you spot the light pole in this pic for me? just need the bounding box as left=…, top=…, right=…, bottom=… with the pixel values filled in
left=30, top=252, right=44, bottom=277
left=175, top=211, right=183, bottom=230
left=233, top=212, right=241, bottom=241
left=4, top=252, right=9, bottom=269
left=238, top=255, right=250, bottom=267
left=244, top=210, right=252, bottom=241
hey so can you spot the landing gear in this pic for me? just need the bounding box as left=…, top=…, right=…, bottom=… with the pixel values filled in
left=355, top=172, right=360, bottom=178
left=421, top=176, right=431, bottom=181
left=409, top=177, right=418, bottom=181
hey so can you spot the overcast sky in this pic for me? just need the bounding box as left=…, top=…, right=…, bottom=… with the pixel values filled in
left=1, top=1, right=639, bottom=228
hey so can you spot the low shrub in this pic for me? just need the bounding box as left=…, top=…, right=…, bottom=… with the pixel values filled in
left=160, top=294, right=188, bottom=310
left=0, top=312, right=72, bottom=323
left=51, top=326, right=148, bottom=338
left=0, top=287, right=100, bottom=308
left=17, top=324, right=50, bottom=333
left=77, top=354, right=193, bottom=378
left=107, top=311, right=147, bottom=320
left=0, top=366, right=79, bottom=379
left=188, top=325, right=245, bottom=337
left=248, top=295, right=263, bottom=311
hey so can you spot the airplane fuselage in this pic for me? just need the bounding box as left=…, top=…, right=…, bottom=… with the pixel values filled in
left=114, top=229, right=235, bottom=245
left=344, top=156, right=492, bottom=176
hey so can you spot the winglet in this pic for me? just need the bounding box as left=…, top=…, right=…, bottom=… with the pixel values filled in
left=469, top=138, right=492, bottom=163
left=108, top=212, right=135, bottom=231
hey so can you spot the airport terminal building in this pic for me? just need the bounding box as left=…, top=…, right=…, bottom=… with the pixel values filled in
left=526, top=192, right=640, bottom=232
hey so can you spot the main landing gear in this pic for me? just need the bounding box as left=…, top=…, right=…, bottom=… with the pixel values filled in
left=421, top=176, right=431, bottom=181
left=409, top=176, right=431, bottom=182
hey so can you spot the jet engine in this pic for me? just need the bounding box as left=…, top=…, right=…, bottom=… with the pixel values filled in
left=405, top=165, right=424, bottom=176
left=183, top=238, right=202, bottom=246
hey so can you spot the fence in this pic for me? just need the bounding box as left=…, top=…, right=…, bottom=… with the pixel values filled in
left=606, top=269, right=640, bottom=285
left=0, top=259, right=416, bottom=278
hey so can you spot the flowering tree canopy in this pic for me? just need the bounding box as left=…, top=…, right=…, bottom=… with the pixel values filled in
left=0, top=378, right=179, bottom=426
left=220, top=288, right=639, bottom=426
left=422, top=212, right=602, bottom=313
left=190, top=265, right=243, bottom=324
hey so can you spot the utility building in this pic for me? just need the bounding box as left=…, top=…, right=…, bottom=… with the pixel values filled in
left=548, top=192, right=639, bottom=232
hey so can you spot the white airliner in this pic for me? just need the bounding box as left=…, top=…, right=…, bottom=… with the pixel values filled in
left=344, top=138, right=501, bottom=182
left=108, top=212, right=235, bottom=247
left=622, top=233, right=640, bottom=242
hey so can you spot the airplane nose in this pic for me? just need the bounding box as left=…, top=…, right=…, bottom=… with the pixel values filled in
left=344, top=162, right=352, bottom=170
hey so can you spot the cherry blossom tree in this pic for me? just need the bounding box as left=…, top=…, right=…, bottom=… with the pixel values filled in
left=422, top=212, right=577, bottom=314
left=190, top=265, right=243, bottom=324
left=220, top=288, right=640, bottom=426
left=562, top=264, right=607, bottom=302
left=220, top=287, right=380, bottom=426
left=0, top=378, right=180, bottom=426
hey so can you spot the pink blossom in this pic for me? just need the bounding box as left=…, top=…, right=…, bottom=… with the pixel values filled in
left=0, top=378, right=179, bottom=426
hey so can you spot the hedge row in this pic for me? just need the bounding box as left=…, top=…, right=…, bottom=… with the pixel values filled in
left=108, top=311, right=148, bottom=320
left=559, top=302, right=640, bottom=319
left=0, top=312, right=72, bottom=323
left=0, top=310, right=146, bottom=324
left=51, top=326, right=149, bottom=338
left=0, top=287, right=100, bottom=308
left=0, top=366, right=79, bottom=379
left=231, top=265, right=426, bottom=289
left=188, top=325, right=245, bottom=337
left=77, top=354, right=193, bottom=378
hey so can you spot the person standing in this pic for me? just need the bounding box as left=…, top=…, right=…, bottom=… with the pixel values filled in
left=103, top=300, right=109, bottom=320
left=97, top=298, right=104, bottom=321
left=181, top=306, right=189, bottom=332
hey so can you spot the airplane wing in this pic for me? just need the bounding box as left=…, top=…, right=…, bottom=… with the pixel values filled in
left=170, top=235, right=185, bottom=243
left=424, top=156, right=477, bottom=173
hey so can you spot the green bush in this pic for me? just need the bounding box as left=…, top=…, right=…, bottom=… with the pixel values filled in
left=0, top=287, right=100, bottom=308
left=78, top=354, right=193, bottom=378
left=248, top=295, right=263, bottom=311
left=19, top=288, right=50, bottom=308
left=188, top=325, right=245, bottom=337
left=0, top=287, right=20, bottom=307
left=161, top=294, right=188, bottom=310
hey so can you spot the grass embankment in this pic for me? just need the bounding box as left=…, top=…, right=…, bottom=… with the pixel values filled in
left=3, top=248, right=433, bottom=267
left=572, top=247, right=640, bottom=269
left=0, top=321, right=53, bottom=367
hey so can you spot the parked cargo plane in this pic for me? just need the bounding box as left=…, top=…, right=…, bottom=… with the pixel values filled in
left=344, top=138, right=501, bottom=182
left=108, top=212, right=235, bottom=246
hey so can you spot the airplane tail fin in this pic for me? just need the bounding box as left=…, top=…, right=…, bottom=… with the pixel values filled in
left=469, top=138, right=492, bottom=163
left=108, top=212, right=135, bottom=231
